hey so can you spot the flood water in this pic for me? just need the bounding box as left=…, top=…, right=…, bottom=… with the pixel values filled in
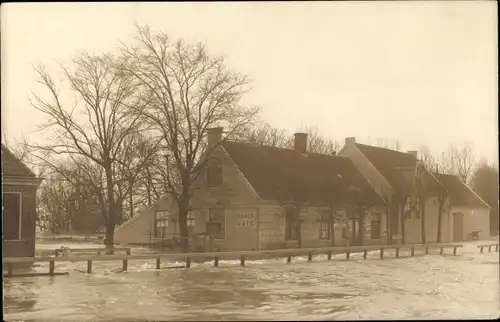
left=3, top=242, right=499, bottom=321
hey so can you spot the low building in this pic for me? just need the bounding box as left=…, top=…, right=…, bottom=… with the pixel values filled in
left=2, top=144, right=42, bottom=258
left=434, top=173, right=491, bottom=241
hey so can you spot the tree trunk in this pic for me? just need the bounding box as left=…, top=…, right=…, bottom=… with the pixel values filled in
left=437, top=196, right=444, bottom=243
left=401, top=201, right=406, bottom=245
left=104, top=168, right=116, bottom=254
left=420, top=197, right=427, bottom=244
left=359, top=208, right=365, bottom=246
left=178, top=189, right=190, bottom=253
left=329, top=205, right=335, bottom=246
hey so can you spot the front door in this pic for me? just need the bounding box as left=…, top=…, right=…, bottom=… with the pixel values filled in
left=453, top=212, right=464, bottom=242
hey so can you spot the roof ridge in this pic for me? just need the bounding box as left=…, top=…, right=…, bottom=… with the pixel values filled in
left=223, top=140, right=342, bottom=159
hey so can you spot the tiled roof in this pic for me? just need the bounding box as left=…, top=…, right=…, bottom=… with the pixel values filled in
left=435, top=173, right=490, bottom=208
left=355, top=143, right=417, bottom=195
left=222, top=141, right=386, bottom=206
left=1, top=144, right=37, bottom=178
left=355, top=143, right=445, bottom=197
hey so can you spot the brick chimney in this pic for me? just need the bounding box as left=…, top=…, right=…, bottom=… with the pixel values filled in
left=294, top=132, right=307, bottom=153
left=207, top=127, right=223, bottom=148
left=345, top=137, right=356, bottom=146
left=407, top=150, right=418, bottom=159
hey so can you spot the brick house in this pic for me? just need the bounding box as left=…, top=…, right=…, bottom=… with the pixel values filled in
left=2, top=144, right=42, bottom=258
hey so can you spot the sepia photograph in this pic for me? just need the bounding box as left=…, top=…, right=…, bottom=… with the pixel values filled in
left=1, top=1, right=498, bottom=321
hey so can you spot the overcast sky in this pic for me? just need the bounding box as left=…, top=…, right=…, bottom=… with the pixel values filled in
left=1, top=2, right=498, bottom=162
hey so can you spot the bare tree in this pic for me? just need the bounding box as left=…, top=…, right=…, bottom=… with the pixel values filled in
left=27, top=53, right=160, bottom=252
left=438, top=143, right=477, bottom=184
left=117, top=25, right=259, bottom=252
left=240, top=122, right=292, bottom=148
left=303, top=126, right=340, bottom=155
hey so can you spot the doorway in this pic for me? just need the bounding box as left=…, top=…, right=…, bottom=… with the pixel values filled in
left=453, top=212, right=464, bottom=242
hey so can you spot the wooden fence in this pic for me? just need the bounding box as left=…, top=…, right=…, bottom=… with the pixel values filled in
left=3, top=242, right=463, bottom=278
left=477, top=243, right=499, bottom=253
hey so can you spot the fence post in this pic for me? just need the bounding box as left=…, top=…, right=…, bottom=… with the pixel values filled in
left=395, top=248, right=399, bottom=258
left=122, top=259, right=128, bottom=271
left=411, top=247, right=415, bottom=257
left=488, top=246, right=492, bottom=252
left=480, top=246, right=484, bottom=253
left=453, top=247, right=457, bottom=256
left=327, top=251, right=332, bottom=260
left=7, top=263, right=13, bottom=277
left=156, top=258, right=161, bottom=270
left=240, top=255, right=245, bottom=267
left=380, top=248, right=384, bottom=259
left=214, top=256, right=219, bottom=267
left=87, top=260, right=92, bottom=274
left=308, top=252, right=312, bottom=261
left=49, top=260, right=55, bottom=275
left=440, top=247, right=444, bottom=255
left=345, top=251, right=350, bottom=260
left=126, top=248, right=131, bottom=255
left=186, top=257, right=191, bottom=268
left=287, top=255, right=292, bottom=263
left=363, top=250, right=367, bottom=260
left=425, top=247, right=429, bottom=255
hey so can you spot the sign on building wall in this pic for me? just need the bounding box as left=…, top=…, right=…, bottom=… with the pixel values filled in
left=237, top=213, right=255, bottom=228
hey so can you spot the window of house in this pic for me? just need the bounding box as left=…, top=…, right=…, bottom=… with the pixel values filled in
left=208, top=208, right=225, bottom=239
left=207, top=166, right=223, bottom=187
left=318, top=212, right=330, bottom=240
left=371, top=212, right=381, bottom=239
left=2, top=192, right=22, bottom=240
left=285, top=207, right=299, bottom=240
left=154, top=210, right=169, bottom=238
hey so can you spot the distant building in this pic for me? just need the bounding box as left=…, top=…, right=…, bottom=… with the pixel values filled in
left=2, top=144, right=42, bottom=258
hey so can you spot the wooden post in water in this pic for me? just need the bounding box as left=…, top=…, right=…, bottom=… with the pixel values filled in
left=395, top=248, right=399, bottom=258
left=287, top=255, right=292, bottom=263
left=308, top=252, right=312, bottom=261
left=380, top=248, right=384, bottom=259
left=49, top=260, right=55, bottom=275
left=122, top=259, right=128, bottom=271
left=87, top=260, right=92, bottom=274
left=345, top=251, right=350, bottom=260
left=363, top=250, right=367, bottom=259
left=156, top=258, right=161, bottom=270
left=327, top=251, right=332, bottom=260
left=240, top=255, right=245, bottom=267
left=214, top=256, right=219, bottom=267
left=453, top=247, right=457, bottom=256
left=411, top=247, right=415, bottom=257
left=186, top=257, right=191, bottom=268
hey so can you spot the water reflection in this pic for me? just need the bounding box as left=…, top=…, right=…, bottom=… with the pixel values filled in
left=3, top=279, right=38, bottom=313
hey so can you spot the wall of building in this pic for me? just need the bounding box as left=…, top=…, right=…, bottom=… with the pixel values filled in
left=3, top=184, right=37, bottom=258
left=338, top=144, right=393, bottom=202
left=114, top=208, right=154, bottom=245
left=403, top=196, right=452, bottom=244
left=451, top=206, right=490, bottom=241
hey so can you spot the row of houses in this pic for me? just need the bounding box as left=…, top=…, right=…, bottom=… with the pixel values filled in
left=115, top=128, right=492, bottom=252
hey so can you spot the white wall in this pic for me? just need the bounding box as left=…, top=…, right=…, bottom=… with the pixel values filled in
left=114, top=208, right=154, bottom=245
left=451, top=206, right=490, bottom=241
